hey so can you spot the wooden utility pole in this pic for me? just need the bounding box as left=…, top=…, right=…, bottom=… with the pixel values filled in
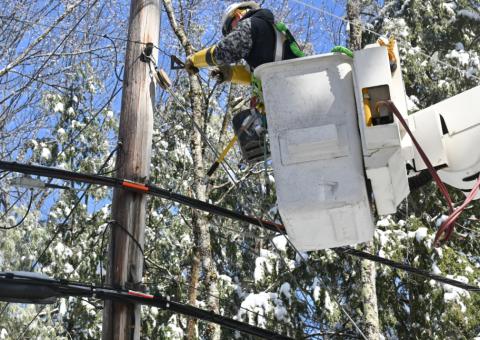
left=347, top=1, right=380, bottom=339
left=102, top=1, right=160, bottom=339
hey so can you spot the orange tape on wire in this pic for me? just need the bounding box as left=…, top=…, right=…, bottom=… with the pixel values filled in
left=122, top=180, right=149, bottom=192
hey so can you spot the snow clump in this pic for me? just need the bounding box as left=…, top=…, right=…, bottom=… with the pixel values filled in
left=272, top=235, right=288, bottom=252
left=54, top=102, right=64, bottom=113
left=415, top=227, right=429, bottom=242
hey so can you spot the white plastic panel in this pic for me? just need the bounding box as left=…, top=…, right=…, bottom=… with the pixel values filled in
left=366, top=148, right=410, bottom=215
left=279, top=124, right=348, bottom=165
left=255, top=54, right=374, bottom=251
left=352, top=44, right=410, bottom=216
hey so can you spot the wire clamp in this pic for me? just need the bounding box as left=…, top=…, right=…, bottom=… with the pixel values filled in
left=140, top=42, right=154, bottom=63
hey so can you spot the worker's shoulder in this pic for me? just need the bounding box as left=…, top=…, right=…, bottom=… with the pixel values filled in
left=249, top=8, right=274, bottom=24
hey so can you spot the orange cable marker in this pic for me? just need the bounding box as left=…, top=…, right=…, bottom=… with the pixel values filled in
left=128, top=290, right=154, bottom=299
left=122, top=180, right=149, bottom=192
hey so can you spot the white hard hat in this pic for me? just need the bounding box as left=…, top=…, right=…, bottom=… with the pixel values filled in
left=221, top=1, right=260, bottom=36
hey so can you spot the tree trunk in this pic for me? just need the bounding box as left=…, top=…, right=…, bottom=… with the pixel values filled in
left=347, top=1, right=380, bottom=339
left=162, top=1, right=221, bottom=339
left=359, top=242, right=380, bottom=339
left=347, top=0, right=363, bottom=51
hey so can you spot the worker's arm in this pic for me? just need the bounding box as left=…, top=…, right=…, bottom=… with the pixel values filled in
left=186, top=19, right=253, bottom=72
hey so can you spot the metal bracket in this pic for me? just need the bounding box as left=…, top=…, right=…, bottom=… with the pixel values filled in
left=140, top=42, right=154, bottom=63
left=170, top=55, right=185, bottom=70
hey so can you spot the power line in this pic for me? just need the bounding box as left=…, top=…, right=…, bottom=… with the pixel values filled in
left=0, top=15, right=150, bottom=48
left=17, top=305, right=46, bottom=340
left=143, top=275, right=298, bottom=336
left=0, top=147, right=118, bottom=322
left=0, top=189, right=34, bottom=230
left=335, top=247, right=480, bottom=292
left=2, top=160, right=478, bottom=293
left=0, top=160, right=284, bottom=233
left=0, top=273, right=293, bottom=340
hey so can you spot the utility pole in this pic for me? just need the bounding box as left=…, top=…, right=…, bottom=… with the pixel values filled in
left=347, top=1, right=380, bottom=339
left=102, top=1, right=160, bottom=339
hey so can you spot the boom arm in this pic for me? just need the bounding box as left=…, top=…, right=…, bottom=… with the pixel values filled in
left=408, top=86, right=480, bottom=199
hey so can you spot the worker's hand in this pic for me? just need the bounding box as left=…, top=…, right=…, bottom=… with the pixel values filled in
left=185, top=56, right=199, bottom=75
left=210, top=65, right=232, bottom=84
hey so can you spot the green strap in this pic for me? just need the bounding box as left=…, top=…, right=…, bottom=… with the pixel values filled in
left=251, top=75, right=263, bottom=102
left=274, top=22, right=305, bottom=58
left=331, top=46, right=354, bottom=58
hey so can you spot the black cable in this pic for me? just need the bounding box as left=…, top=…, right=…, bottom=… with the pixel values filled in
left=0, top=274, right=293, bottom=340
left=143, top=276, right=296, bottom=334
left=0, top=190, right=28, bottom=222
left=0, top=189, right=34, bottom=230
left=30, top=147, right=119, bottom=270
left=0, top=161, right=284, bottom=232
left=109, top=220, right=145, bottom=256
left=0, top=15, right=156, bottom=49
left=335, top=247, right=480, bottom=292
left=102, top=34, right=124, bottom=82
left=1, top=161, right=478, bottom=293
left=16, top=305, right=46, bottom=340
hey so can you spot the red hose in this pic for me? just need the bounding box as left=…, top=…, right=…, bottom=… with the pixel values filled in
left=376, top=100, right=479, bottom=246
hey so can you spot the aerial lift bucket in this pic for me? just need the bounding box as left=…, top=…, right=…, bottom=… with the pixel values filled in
left=255, top=54, right=374, bottom=251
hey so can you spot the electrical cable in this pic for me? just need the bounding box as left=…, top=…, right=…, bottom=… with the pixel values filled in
left=98, top=220, right=145, bottom=287
left=102, top=34, right=124, bottom=82
left=143, top=275, right=298, bottom=336
left=0, top=15, right=154, bottom=50
left=334, top=247, right=480, bottom=292
left=0, top=273, right=293, bottom=340
left=0, top=147, right=119, bottom=322
left=0, top=189, right=34, bottom=230
left=0, top=161, right=284, bottom=233
left=2, top=160, right=475, bottom=292
left=30, top=147, right=118, bottom=271
left=0, top=0, right=100, bottom=120
left=16, top=305, right=46, bottom=340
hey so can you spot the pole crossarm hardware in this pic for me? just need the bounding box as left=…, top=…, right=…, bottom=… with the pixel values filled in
left=0, top=161, right=285, bottom=233
left=0, top=273, right=293, bottom=340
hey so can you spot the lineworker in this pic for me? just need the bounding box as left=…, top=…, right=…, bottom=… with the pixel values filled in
left=185, top=1, right=304, bottom=164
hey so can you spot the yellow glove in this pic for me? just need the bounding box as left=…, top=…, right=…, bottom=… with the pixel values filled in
left=210, top=65, right=251, bottom=85
left=185, top=56, right=199, bottom=75
left=210, top=65, right=232, bottom=83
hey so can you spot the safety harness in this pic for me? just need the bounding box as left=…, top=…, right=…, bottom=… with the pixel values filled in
left=253, top=21, right=304, bottom=108
left=273, top=22, right=305, bottom=61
